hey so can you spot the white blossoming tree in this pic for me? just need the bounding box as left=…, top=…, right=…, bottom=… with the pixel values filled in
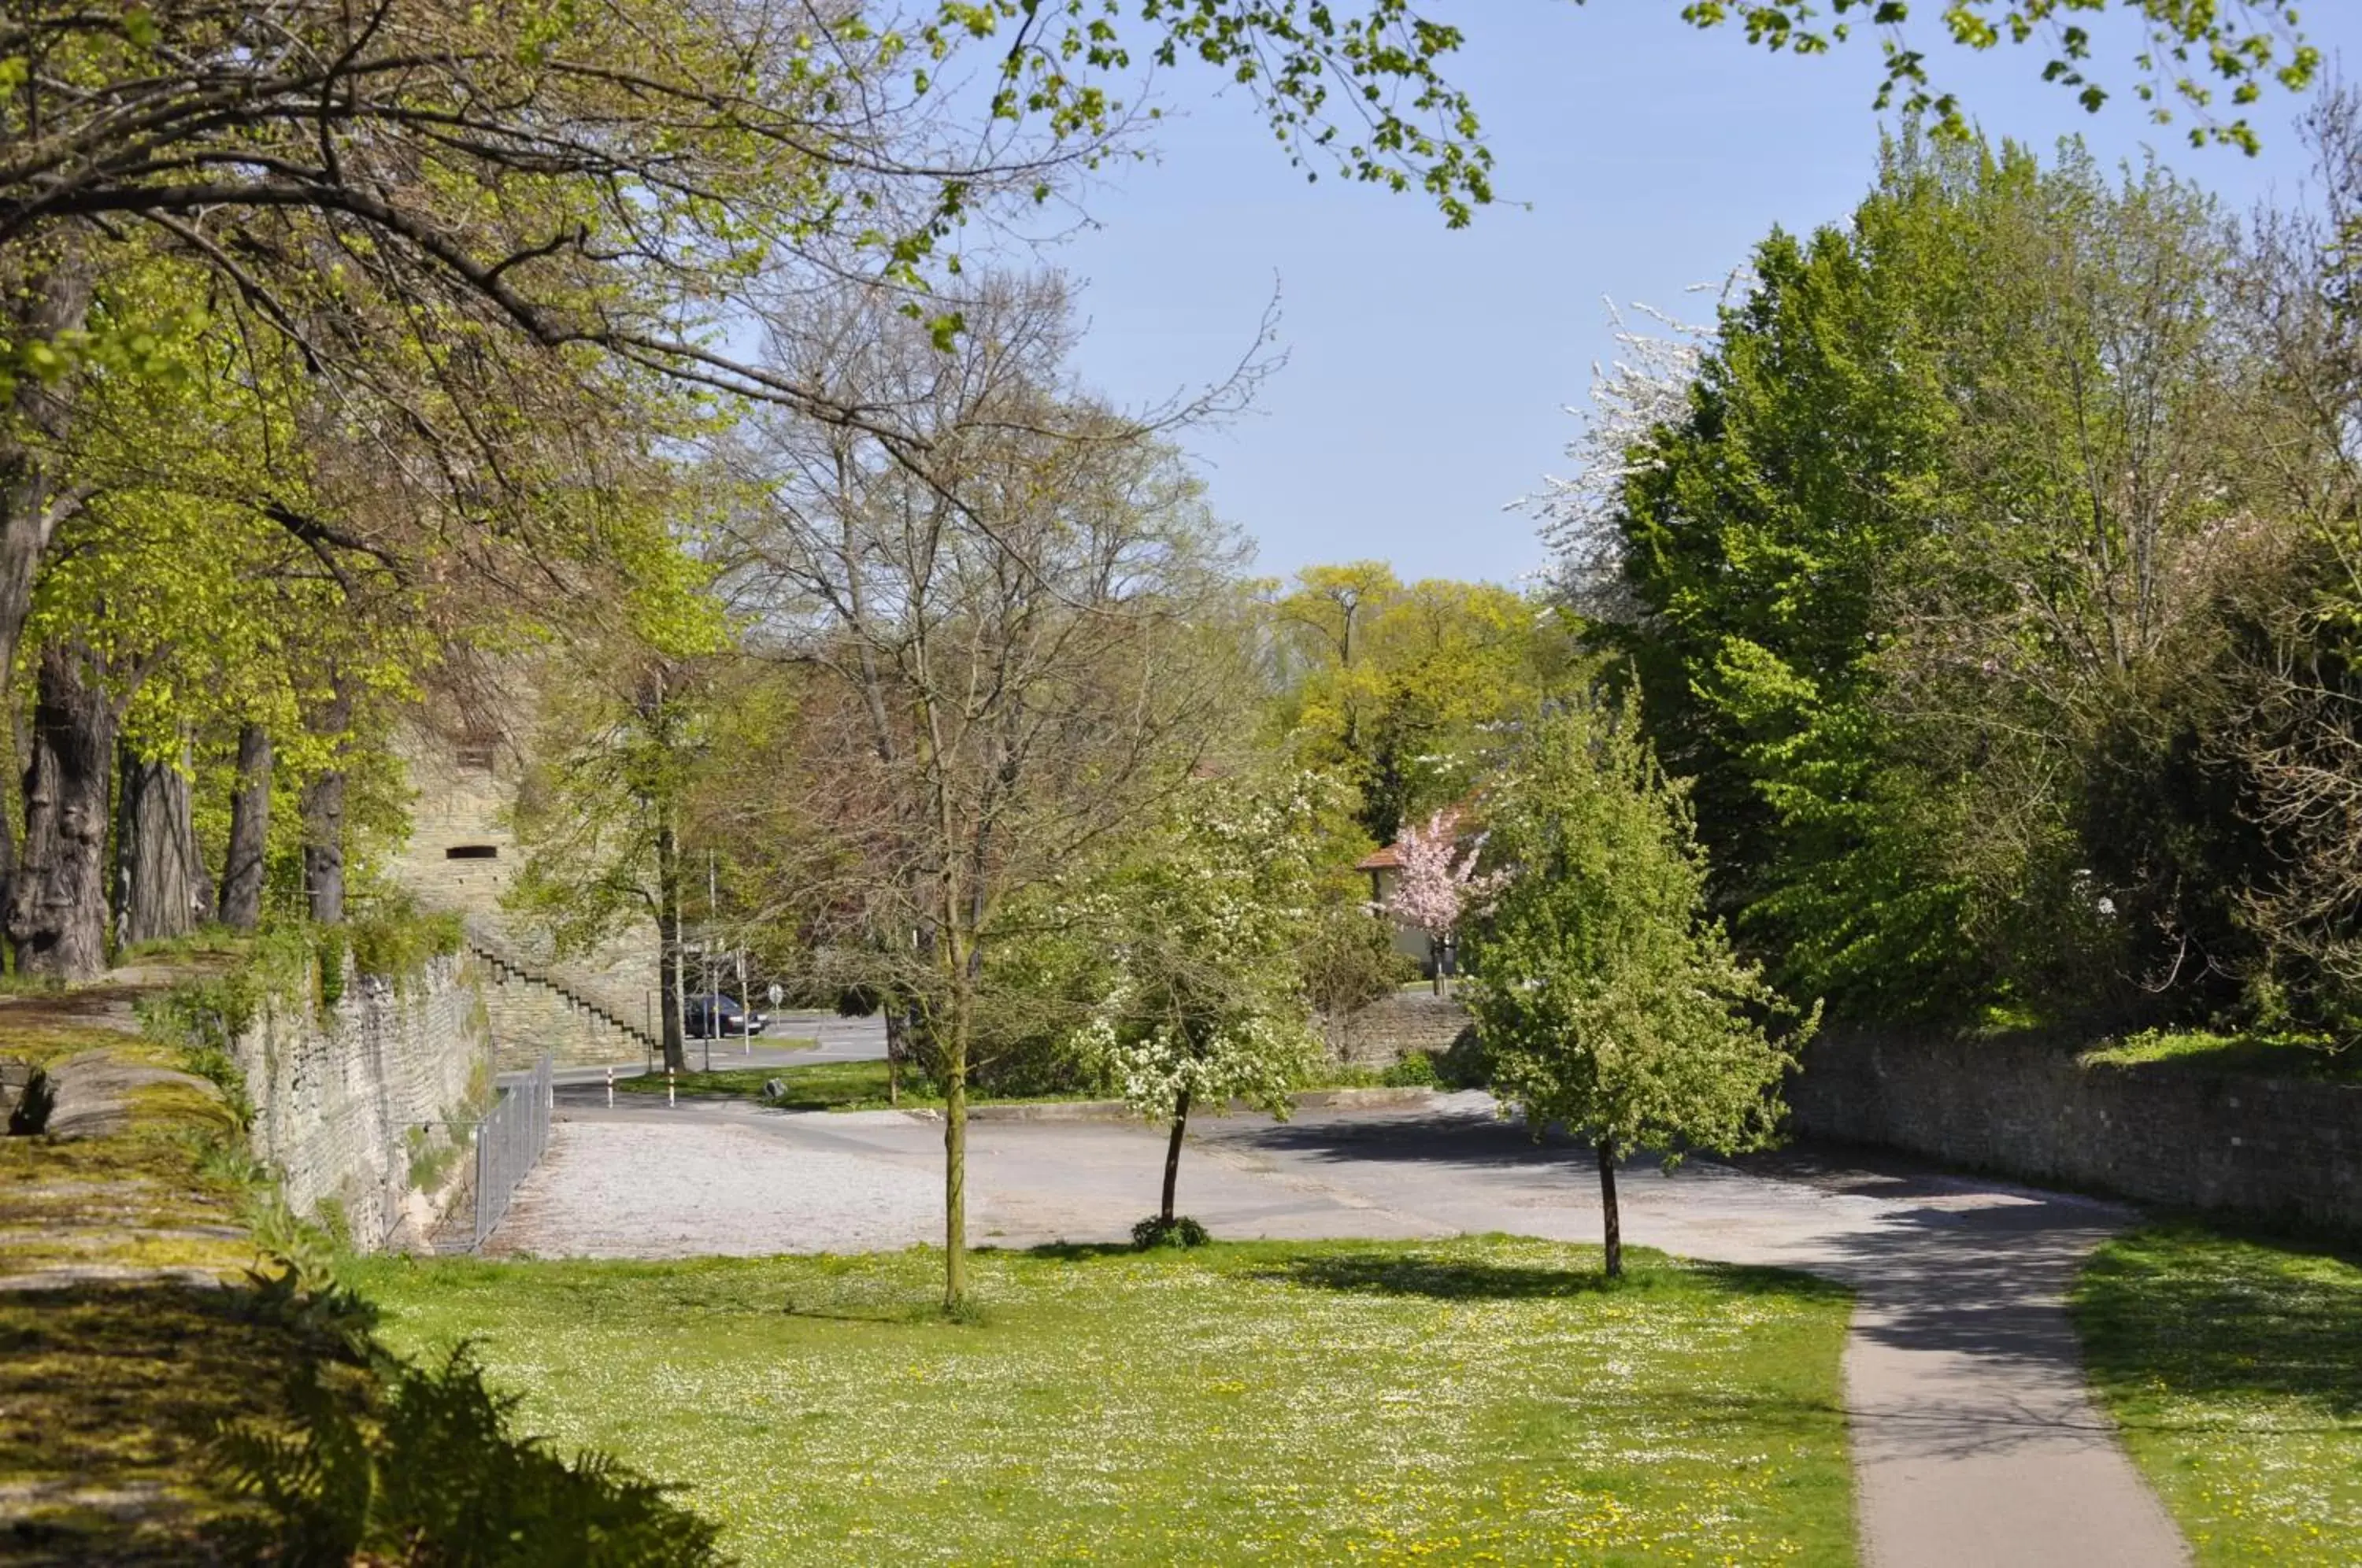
left=1072, top=773, right=1328, bottom=1237
left=1528, top=287, right=1738, bottom=619
left=1379, top=808, right=1509, bottom=995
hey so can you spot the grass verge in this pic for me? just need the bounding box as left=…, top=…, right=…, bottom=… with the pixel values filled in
left=349, top=1237, right=1855, bottom=1565
left=2073, top=1225, right=2362, bottom=1565
left=2078, top=1029, right=2359, bottom=1082
left=620, top=1054, right=1439, bottom=1111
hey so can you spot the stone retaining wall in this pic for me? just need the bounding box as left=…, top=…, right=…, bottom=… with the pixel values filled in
left=477, top=953, right=649, bottom=1071
left=233, top=952, right=492, bottom=1251
left=1323, top=989, right=1472, bottom=1066
left=1789, top=1032, right=2362, bottom=1235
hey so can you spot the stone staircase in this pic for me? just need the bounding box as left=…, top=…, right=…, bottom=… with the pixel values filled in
left=461, top=918, right=659, bottom=1071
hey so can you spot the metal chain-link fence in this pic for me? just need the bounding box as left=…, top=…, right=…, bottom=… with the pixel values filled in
left=473, top=1052, right=553, bottom=1249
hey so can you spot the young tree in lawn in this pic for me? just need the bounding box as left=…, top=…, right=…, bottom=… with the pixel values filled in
left=1072, top=773, right=1326, bottom=1233
left=1463, top=690, right=1817, bottom=1278
left=726, top=275, right=1254, bottom=1308
left=1379, top=807, right=1506, bottom=995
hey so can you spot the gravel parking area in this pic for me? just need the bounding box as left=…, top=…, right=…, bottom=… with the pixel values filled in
left=485, top=1115, right=939, bottom=1258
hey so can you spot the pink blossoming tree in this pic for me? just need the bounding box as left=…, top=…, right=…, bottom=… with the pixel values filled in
left=1380, top=809, right=1508, bottom=995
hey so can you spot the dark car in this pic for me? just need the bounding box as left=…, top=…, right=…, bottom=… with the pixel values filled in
left=685, top=993, right=768, bottom=1039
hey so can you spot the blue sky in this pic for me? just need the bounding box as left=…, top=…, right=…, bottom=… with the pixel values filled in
left=1036, top=2, right=2360, bottom=588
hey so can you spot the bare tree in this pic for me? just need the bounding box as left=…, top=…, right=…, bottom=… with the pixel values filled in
left=723, top=274, right=1254, bottom=1307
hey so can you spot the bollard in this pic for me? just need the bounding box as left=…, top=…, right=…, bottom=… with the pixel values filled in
left=667, top=1066, right=676, bottom=1108
left=605, top=1066, right=614, bottom=1109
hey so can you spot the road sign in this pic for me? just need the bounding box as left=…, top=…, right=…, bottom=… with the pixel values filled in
left=766, top=982, right=783, bottom=1008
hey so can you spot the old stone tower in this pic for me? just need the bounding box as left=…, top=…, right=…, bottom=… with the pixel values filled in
left=389, top=712, right=661, bottom=1070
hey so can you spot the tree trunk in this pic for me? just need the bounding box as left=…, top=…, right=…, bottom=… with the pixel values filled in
left=655, top=808, right=686, bottom=1071
left=298, top=679, right=354, bottom=926
left=218, top=724, right=272, bottom=931
left=7, top=643, right=117, bottom=979
left=1596, top=1135, right=1623, bottom=1280
left=0, top=781, right=15, bottom=963
left=1161, top=1087, right=1194, bottom=1223
left=943, top=978, right=971, bottom=1311
left=883, top=1004, right=905, bottom=1107
left=113, top=743, right=202, bottom=946
left=0, top=239, right=97, bottom=700
left=299, top=770, right=346, bottom=924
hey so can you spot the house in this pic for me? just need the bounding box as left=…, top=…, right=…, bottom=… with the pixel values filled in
left=1356, top=801, right=1478, bottom=977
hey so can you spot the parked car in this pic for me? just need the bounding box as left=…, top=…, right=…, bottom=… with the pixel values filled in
left=685, top=993, right=768, bottom=1039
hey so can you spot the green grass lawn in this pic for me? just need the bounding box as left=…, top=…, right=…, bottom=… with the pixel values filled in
left=349, top=1237, right=1856, bottom=1565
left=620, top=1056, right=1435, bottom=1111
left=2078, top=1029, right=2360, bottom=1082
left=2074, top=1226, right=2362, bottom=1565
left=616, top=1056, right=942, bottom=1111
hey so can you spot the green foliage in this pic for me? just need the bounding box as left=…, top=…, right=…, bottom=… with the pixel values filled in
left=1267, top=564, right=1580, bottom=841
left=1379, top=1050, right=1440, bottom=1088
left=140, top=974, right=261, bottom=1130
left=1430, top=1026, right=1493, bottom=1090
left=1068, top=771, right=1331, bottom=1124
left=1665, top=2, right=2314, bottom=157
left=348, top=895, right=466, bottom=989
left=1463, top=689, right=1815, bottom=1165
left=1131, top=1214, right=1210, bottom=1248
left=213, top=1343, right=722, bottom=1566
left=1603, top=131, right=2298, bottom=1032
left=1609, top=138, right=1995, bottom=1018
left=1298, top=904, right=1410, bottom=1025
left=309, top=1196, right=354, bottom=1253
left=405, top=1120, right=465, bottom=1196
left=315, top=925, right=349, bottom=1012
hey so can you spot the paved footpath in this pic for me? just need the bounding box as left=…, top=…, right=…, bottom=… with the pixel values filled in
left=488, top=1092, right=2186, bottom=1568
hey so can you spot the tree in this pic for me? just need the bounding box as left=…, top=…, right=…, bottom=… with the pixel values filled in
left=727, top=274, right=1255, bottom=1307
left=1298, top=903, right=1408, bottom=1060
left=1072, top=772, right=1326, bottom=1230
left=1561, top=134, right=2253, bottom=1027
left=2198, top=86, right=2362, bottom=1046
left=1463, top=690, right=1816, bottom=1278
left=1377, top=807, right=1505, bottom=994
left=1583, top=145, right=1975, bottom=1016
left=510, top=637, right=735, bottom=1072
left=1270, top=568, right=1576, bottom=841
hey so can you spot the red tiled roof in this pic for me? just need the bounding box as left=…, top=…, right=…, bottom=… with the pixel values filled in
left=1353, top=801, right=1477, bottom=873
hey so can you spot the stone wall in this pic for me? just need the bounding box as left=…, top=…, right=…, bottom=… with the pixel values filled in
left=234, top=952, right=492, bottom=1251
left=1324, top=989, right=1472, bottom=1066
left=391, top=716, right=660, bottom=1063
left=1789, top=1032, right=2362, bottom=1235
left=476, top=947, right=651, bottom=1071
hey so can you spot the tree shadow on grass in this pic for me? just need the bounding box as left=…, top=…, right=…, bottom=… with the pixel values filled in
left=2076, top=1225, right=2362, bottom=1424
left=1244, top=1247, right=1846, bottom=1306
left=1019, top=1242, right=1144, bottom=1265
left=0, top=1278, right=354, bottom=1563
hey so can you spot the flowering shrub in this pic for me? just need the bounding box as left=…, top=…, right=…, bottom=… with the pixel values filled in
left=1068, top=773, right=1331, bottom=1127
